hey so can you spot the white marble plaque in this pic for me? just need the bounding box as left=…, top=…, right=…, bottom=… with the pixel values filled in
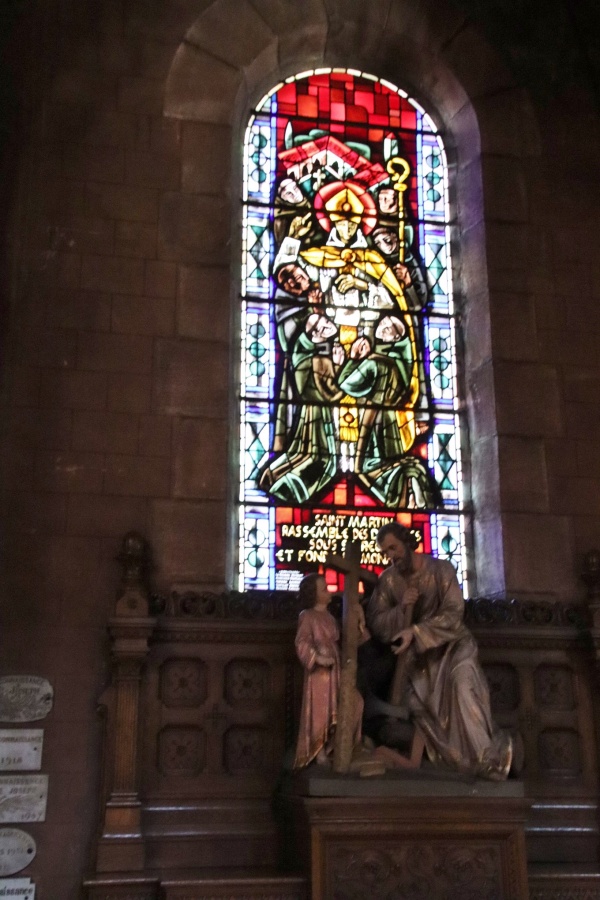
left=0, top=778, right=48, bottom=824
left=0, top=877, right=34, bottom=898
left=0, top=830, right=36, bottom=876
left=0, top=734, right=43, bottom=773
left=0, top=680, right=52, bottom=724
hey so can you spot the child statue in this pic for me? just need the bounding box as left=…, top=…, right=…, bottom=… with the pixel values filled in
left=293, top=573, right=364, bottom=769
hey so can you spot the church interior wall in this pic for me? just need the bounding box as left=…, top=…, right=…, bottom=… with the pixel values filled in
left=0, top=0, right=599, bottom=896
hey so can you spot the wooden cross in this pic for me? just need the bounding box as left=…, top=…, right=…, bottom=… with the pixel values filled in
left=325, top=540, right=377, bottom=774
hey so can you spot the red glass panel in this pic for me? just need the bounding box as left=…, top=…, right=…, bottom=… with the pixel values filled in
left=297, top=94, right=318, bottom=117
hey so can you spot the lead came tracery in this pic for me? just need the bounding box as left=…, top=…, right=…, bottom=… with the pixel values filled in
left=239, top=69, right=468, bottom=593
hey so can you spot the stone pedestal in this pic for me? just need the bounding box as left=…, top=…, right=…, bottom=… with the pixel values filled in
left=279, top=768, right=530, bottom=900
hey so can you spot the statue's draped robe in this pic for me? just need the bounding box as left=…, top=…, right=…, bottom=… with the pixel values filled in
left=367, top=556, right=513, bottom=780
left=294, top=608, right=362, bottom=769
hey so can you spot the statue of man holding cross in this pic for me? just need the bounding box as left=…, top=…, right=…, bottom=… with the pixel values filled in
left=360, top=522, right=518, bottom=780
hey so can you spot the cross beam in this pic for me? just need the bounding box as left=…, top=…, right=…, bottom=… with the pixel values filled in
left=325, top=541, right=376, bottom=774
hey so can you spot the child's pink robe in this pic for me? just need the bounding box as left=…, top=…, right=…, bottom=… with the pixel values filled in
left=293, top=607, right=341, bottom=769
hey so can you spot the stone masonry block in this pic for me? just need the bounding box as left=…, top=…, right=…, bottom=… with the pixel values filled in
left=117, top=76, right=164, bottom=114
left=77, top=332, right=153, bottom=373
left=44, top=216, right=116, bottom=256
left=502, top=513, right=576, bottom=598
left=556, top=477, right=600, bottom=517
left=173, top=417, right=228, bottom=500
left=138, top=415, right=172, bottom=457
left=149, top=116, right=182, bottom=155
left=494, top=361, right=562, bottom=437
left=125, top=150, right=180, bottom=190
left=103, top=453, right=171, bottom=496
left=5, top=492, right=68, bottom=536
left=489, top=291, right=539, bottom=362
left=565, top=400, right=600, bottom=444
left=186, top=0, right=275, bottom=70
left=441, top=22, right=514, bottom=101
left=66, top=495, right=150, bottom=538
left=107, top=373, right=153, bottom=413
left=164, top=44, right=242, bottom=124
left=3, top=366, right=41, bottom=406
left=158, top=193, right=230, bottom=265
left=498, top=436, right=549, bottom=513
left=144, top=260, right=178, bottom=298
left=34, top=450, right=104, bottom=493
left=181, top=122, right=231, bottom=195
left=62, top=146, right=125, bottom=184
left=470, top=434, right=500, bottom=517
left=81, top=254, right=145, bottom=294
left=249, top=0, right=327, bottom=36
left=154, top=339, right=229, bottom=416
left=86, top=183, right=159, bottom=223
left=111, top=293, right=175, bottom=336
left=482, top=156, right=529, bottom=224
left=150, top=500, right=227, bottom=583
left=485, top=223, right=530, bottom=281
left=18, top=330, right=78, bottom=370
left=539, top=329, right=600, bottom=369
left=81, top=108, right=147, bottom=150
left=564, top=368, right=600, bottom=406
left=474, top=89, right=541, bottom=158
left=39, top=370, right=108, bottom=411
left=3, top=407, right=73, bottom=452
left=114, top=221, right=157, bottom=258
left=177, top=265, right=230, bottom=343
left=72, top=410, right=139, bottom=454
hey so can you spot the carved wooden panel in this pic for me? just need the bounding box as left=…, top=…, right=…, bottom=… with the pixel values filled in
left=534, top=665, right=575, bottom=710
left=224, top=658, right=270, bottom=705
left=482, top=663, right=520, bottom=713
left=158, top=726, right=206, bottom=776
left=223, top=725, right=271, bottom=774
left=160, top=659, right=207, bottom=708
left=329, top=844, right=503, bottom=900
left=538, top=728, right=582, bottom=777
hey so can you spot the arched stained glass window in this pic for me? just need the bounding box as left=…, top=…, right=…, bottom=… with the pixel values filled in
left=239, top=69, right=468, bottom=594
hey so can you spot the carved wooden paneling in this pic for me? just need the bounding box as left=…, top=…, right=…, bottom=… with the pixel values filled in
left=482, top=663, right=520, bottom=713
left=538, top=728, right=582, bottom=777
left=158, top=726, right=207, bottom=776
left=160, top=659, right=208, bottom=708
left=223, top=725, right=271, bottom=774
left=224, top=658, right=271, bottom=705
left=329, top=844, right=503, bottom=900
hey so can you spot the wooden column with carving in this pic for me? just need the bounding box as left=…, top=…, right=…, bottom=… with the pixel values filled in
left=96, top=532, right=157, bottom=873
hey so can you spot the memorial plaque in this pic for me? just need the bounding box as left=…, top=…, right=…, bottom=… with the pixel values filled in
left=0, top=830, right=36, bottom=876
left=0, top=679, right=52, bottom=724
left=0, top=734, right=43, bottom=773
left=0, top=878, right=34, bottom=899
left=0, top=778, right=48, bottom=823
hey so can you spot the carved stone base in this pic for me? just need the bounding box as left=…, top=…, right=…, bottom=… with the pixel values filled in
left=279, top=769, right=530, bottom=900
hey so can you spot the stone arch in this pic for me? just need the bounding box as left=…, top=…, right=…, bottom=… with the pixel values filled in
left=163, top=0, right=542, bottom=597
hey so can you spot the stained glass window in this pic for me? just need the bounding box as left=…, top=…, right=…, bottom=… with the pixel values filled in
left=238, top=69, right=468, bottom=594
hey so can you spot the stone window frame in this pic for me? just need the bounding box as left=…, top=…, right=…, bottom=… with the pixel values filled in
left=164, top=0, right=542, bottom=599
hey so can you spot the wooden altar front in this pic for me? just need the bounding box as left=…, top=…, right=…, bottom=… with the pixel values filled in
left=278, top=770, right=530, bottom=900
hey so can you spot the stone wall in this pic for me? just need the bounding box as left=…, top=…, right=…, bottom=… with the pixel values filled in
left=0, top=0, right=599, bottom=896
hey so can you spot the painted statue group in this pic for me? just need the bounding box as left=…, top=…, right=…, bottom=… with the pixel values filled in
left=293, top=522, right=522, bottom=780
